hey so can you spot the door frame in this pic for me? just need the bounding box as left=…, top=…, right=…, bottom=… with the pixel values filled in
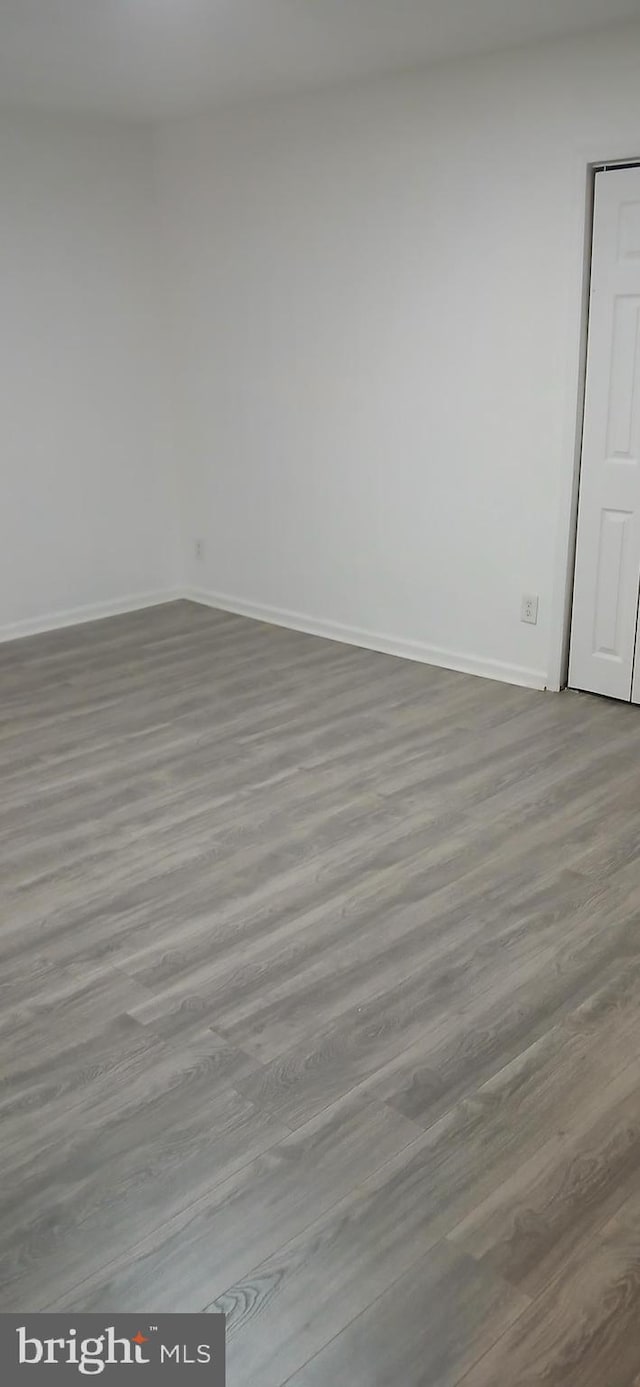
left=549, top=146, right=640, bottom=692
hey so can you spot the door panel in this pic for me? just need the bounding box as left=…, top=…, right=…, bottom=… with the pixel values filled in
left=569, top=167, right=640, bottom=701
left=592, top=508, right=631, bottom=659
left=606, top=296, right=640, bottom=458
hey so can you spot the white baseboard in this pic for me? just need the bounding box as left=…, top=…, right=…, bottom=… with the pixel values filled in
left=186, top=587, right=549, bottom=691
left=0, top=589, right=184, bottom=644
left=0, top=583, right=550, bottom=691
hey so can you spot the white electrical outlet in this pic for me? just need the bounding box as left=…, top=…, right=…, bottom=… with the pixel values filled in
left=521, top=594, right=539, bottom=625
left=194, top=539, right=204, bottom=561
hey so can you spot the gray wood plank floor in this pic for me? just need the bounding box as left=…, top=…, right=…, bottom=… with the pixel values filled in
left=3, top=598, right=640, bottom=1383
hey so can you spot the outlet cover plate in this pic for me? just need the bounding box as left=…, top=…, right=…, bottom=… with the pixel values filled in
left=521, top=593, right=539, bottom=625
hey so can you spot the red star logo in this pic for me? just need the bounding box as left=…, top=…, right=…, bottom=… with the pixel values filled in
left=131, top=1332, right=149, bottom=1345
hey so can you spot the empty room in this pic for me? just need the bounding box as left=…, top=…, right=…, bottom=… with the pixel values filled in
left=3, top=1, right=640, bottom=1382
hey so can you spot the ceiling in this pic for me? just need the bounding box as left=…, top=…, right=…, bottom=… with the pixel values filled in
left=1, top=0, right=639, bottom=120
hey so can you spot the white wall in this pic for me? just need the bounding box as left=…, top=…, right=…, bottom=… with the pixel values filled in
left=155, top=21, right=640, bottom=690
left=0, top=117, right=179, bottom=637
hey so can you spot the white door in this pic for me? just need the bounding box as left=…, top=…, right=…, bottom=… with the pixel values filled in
left=569, top=166, right=640, bottom=701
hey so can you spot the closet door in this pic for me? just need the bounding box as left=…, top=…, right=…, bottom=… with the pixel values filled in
left=569, top=166, right=640, bottom=701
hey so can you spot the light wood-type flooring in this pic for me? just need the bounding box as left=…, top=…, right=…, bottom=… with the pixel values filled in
left=3, top=599, right=640, bottom=1384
